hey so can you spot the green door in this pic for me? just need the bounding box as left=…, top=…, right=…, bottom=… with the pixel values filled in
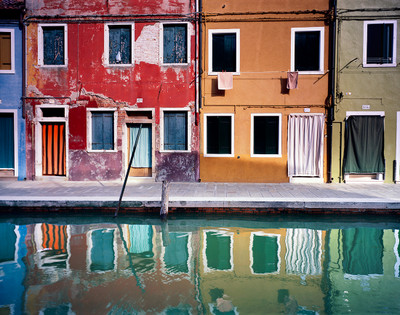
left=0, top=113, right=14, bottom=170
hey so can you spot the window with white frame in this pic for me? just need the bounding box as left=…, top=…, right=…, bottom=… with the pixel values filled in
left=204, top=114, right=234, bottom=157
left=161, top=109, right=190, bottom=151
left=0, top=29, right=15, bottom=73
left=363, top=20, right=397, bottom=67
left=38, top=24, right=67, bottom=66
left=87, top=110, right=117, bottom=151
left=251, top=114, right=281, bottom=157
left=104, top=23, right=134, bottom=65
left=162, top=23, right=189, bottom=64
left=208, top=29, right=240, bottom=75
left=291, top=27, right=324, bottom=74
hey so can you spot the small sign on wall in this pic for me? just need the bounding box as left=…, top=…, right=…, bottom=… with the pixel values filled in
left=304, top=108, right=310, bottom=113
left=362, top=104, right=370, bottom=110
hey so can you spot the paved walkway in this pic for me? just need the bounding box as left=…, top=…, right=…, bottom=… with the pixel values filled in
left=0, top=180, right=400, bottom=214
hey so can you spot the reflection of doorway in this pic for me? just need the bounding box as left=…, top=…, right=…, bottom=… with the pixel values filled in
left=42, top=122, right=66, bottom=176
left=128, top=123, right=152, bottom=177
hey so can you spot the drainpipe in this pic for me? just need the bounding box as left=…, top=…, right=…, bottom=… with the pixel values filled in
left=199, top=0, right=203, bottom=112
left=328, top=0, right=337, bottom=183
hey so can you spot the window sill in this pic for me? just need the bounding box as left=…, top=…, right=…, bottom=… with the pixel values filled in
left=363, top=63, right=397, bottom=68
left=160, top=149, right=191, bottom=153
left=251, top=154, right=282, bottom=158
left=0, top=70, right=15, bottom=74
left=104, top=63, right=134, bottom=68
left=204, top=153, right=234, bottom=158
left=87, top=149, right=118, bottom=153
left=208, top=71, right=240, bottom=76
left=161, top=63, right=190, bottom=67
left=39, top=65, right=68, bottom=68
left=295, top=70, right=324, bottom=75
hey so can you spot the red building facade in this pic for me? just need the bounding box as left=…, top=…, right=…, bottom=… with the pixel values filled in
left=24, top=0, right=199, bottom=181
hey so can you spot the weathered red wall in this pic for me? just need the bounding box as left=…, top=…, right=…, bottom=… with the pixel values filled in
left=25, top=0, right=199, bottom=181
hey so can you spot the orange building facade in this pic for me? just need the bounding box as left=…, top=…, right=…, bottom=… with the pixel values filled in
left=200, top=0, right=332, bottom=182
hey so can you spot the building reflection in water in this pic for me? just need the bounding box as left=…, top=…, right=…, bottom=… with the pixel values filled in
left=0, top=219, right=399, bottom=314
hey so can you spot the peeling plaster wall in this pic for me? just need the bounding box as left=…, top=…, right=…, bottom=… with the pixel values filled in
left=24, top=0, right=199, bottom=182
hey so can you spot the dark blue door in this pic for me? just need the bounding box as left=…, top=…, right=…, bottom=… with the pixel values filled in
left=0, top=114, right=14, bottom=170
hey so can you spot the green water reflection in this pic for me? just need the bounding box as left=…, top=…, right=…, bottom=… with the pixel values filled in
left=0, top=216, right=400, bottom=314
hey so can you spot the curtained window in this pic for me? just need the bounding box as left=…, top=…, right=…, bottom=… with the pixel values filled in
left=343, top=115, right=384, bottom=174
left=287, top=114, right=324, bottom=177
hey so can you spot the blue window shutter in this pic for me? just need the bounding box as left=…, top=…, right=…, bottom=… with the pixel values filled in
left=109, top=26, right=131, bottom=64
left=0, top=114, right=14, bottom=168
left=164, top=112, right=187, bottom=150
left=102, top=112, right=114, bottom=150
left=43, top=27, right=64, bottom=65
left=163, top=25, right=187, bottom=64
left=92, top=112, right=114, bottom=150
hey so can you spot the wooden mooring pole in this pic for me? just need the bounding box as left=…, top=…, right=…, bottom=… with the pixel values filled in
left=160, top=180, right=169, bottom=219
left=114, top=124, right=142, bottom=217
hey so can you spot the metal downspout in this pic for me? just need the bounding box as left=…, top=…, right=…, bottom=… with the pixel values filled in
left=328, top=0, right=337, bottom=183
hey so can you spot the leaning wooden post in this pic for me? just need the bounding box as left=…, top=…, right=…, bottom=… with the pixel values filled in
left=160, top=180, right=170, bottom=218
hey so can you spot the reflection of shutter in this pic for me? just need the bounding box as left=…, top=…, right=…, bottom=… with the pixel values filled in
left=90, top=229, right=115, bottom=272
left=92, top=112, right=114, bottom=150
left=206, top=232, right=231, bottom=270
left=343, top=228, right=383, bottom=275
left=164, top=233, right=189, bottom=273
left=0, top=32, right=12, bottom=70
left=343, top=116, right=384, bottom=174
left=43, top=27, right=64, bottom=65
left=128, top=225, right=153, bottom=254
left=163, top=25, right=187, bottom=63
left=252, top=235, right=279, bottom=274
left=0, top=223, right=16, bottom=263
left=164, top=112, right=187, bottom=150
left=0, top=114, right=14, bottom=169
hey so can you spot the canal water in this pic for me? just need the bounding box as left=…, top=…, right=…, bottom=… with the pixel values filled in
left=0, top=214, right=400, bottom=314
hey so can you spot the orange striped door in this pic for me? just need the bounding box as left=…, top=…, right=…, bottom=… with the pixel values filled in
left=42, top=122, right=66, bottom=176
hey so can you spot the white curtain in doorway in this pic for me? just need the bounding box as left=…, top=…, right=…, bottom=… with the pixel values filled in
left=287, top=114, right=324, bottom=177
left=285, top=229, right=322, bottom=276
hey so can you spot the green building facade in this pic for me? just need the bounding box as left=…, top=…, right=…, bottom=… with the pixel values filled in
left=331, top=0, right=400, bottom=183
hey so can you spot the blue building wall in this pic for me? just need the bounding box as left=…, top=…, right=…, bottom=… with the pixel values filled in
left=0, top=21, right=26, bottom=180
